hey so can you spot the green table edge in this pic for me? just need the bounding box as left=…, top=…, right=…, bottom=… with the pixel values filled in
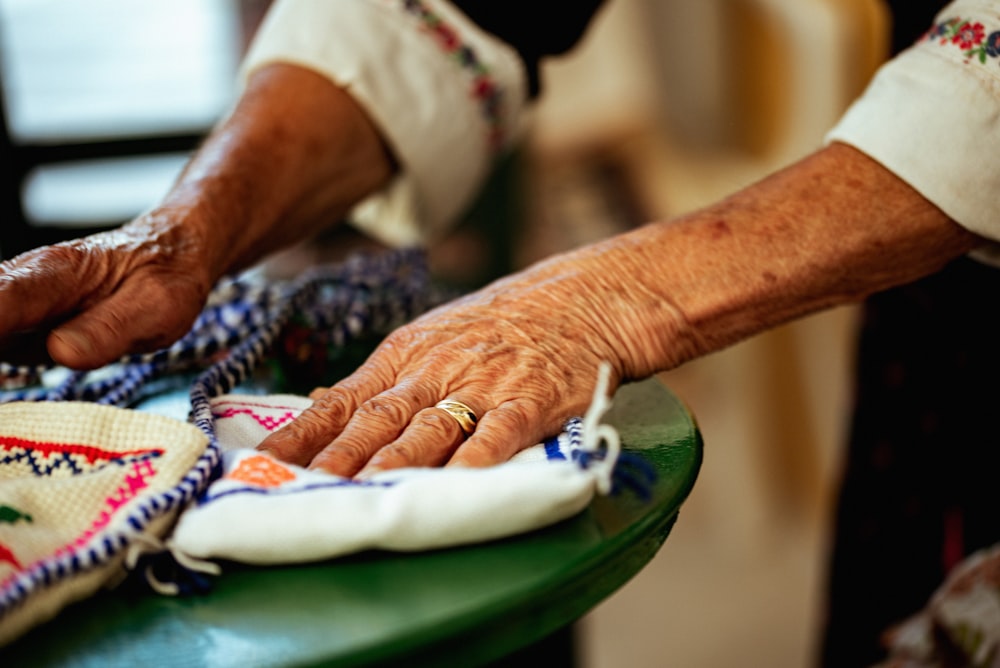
left=1, top=376, right=702, bottom=667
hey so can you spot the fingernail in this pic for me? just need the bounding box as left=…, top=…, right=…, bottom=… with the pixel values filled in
left=353, top=466, right=382, bottom=481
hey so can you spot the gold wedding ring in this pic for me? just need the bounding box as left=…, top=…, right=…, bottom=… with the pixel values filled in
left=434, top=399, right=478, bottom=437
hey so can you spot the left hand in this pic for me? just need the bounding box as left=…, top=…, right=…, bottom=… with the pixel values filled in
left=0, top=218, right=214, bottom=370
left=255, top=246, right=657, bottom=478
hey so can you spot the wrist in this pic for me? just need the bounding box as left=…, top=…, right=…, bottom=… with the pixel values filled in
left=157, top=63, right=395, bottom=277
left=575, top=144, right=980, bottom=381
left=120, top=207, right=218, bottom=299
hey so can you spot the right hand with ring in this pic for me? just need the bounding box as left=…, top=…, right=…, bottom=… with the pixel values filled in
left=255, top=235, right=693, bottom=479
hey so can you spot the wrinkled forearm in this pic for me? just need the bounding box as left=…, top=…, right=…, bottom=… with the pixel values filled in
left=145, top=63, right=396, bottom=280
left=506, top=142, right=983, bottom=382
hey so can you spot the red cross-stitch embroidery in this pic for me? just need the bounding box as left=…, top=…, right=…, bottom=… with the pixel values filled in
left=0, top=506, right=31, bottom=570
left=397, top=0, right=506, bottom=150
left=922, top=17, right=1000, bottom=65
left=0, top=435, right=163, bottom=477
left=0, top=545, right=22, bottom=570
left=1, top=455, right=161, bottom=591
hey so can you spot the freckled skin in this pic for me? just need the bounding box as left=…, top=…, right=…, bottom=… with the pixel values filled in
left=710, top=220, right=732, bottom=239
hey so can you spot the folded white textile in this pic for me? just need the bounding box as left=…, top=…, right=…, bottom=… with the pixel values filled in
left=168, top=386, right=618, bottom=565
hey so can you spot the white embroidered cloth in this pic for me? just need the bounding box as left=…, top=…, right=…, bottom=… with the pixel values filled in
left=167, top=392, right=616, bottom=565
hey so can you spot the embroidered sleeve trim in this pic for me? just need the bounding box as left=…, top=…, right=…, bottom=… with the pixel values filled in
left=396, top=0, right=505, bottom=150
left=921, top=16, right=1000, bottom=66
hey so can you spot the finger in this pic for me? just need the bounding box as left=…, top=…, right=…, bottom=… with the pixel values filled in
left=351, top=399, right=478, bottom=477
left=0, top=245, right=102, bottom=336
left=46, top=269, right=204, bottom=369
left=257, top=369, right=394, bottom=467
left=447, top=402, right=550, bottom=468
left=307, top=382, right=440, bottom=477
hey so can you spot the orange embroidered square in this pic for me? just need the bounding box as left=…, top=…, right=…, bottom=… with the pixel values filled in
left=227, top=455, right=296, bottom=488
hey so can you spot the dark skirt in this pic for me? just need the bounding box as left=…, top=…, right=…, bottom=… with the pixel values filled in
left=819, top=256, right=1000, bottom=667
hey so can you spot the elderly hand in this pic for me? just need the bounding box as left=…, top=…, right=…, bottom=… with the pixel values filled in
left=0, top=63, right=394, bottom=371
left=255, top=241, right=680, bottom=478
left=257, top=143, right=981, bottom=479
left=0, top=216, right=214, bottom=370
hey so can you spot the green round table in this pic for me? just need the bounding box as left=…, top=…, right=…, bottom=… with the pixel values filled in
left=0, top=376, right=701, bottom=667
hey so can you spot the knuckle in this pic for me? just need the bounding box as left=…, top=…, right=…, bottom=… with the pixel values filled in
left=472, top=434, right=511, bottom=462
left=452, top=404, right=545, bottom=466
left=278, top=408, right=342, bottom=448
left=452, top=432, right=509, bottom=466
left=325, top=438, right=372, bottom=463
left=489, top=402, right=538, bottom=434
left=355, top=394, right=411, bottom=425
left=308, top=391, right=353, bottom=424
left=91, top=306, right=131, bottom=340
left=411, top=409, right=461, bottom=437
left=311, top=439, right=375, bottom=476
left=285, top=407, right=333, bottom=442
left=369, top=440, right=444, bottom=469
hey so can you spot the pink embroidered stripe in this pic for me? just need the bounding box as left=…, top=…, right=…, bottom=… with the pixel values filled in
left=1, top=459, right=159, bottom=590
left=212, top=407, right=297, bottom=431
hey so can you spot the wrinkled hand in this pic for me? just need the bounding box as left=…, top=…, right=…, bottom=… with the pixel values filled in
left=0, top=215, right=214, bottom=370
left=257, top=246, right=663, bottom=478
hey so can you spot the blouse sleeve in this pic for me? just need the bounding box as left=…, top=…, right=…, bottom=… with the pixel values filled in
left=825, top=0, right=1000, bottom=262
left=239, top=0, right=603, bottom=248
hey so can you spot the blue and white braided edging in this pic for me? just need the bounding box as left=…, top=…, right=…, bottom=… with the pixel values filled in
left=542, top=365, right=658, bottom=500
left=0, top=248, right=446, bottom=615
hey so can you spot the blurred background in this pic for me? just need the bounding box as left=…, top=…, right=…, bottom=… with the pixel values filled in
left=522, top=3, right=887, bottom=667
left=0, top=0, right=891, bottom=665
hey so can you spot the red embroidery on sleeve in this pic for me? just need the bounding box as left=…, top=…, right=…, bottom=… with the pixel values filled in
left=922, top=17, right=1000, bottom=66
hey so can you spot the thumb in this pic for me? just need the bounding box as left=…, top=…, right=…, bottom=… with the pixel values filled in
left=47, top=270, right=205, bottom=369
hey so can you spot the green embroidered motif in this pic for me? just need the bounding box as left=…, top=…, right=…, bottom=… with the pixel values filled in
left=0, top=505, right=32, bottom=524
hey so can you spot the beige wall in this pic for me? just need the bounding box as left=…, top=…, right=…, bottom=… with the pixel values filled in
left=522, top=2, right=891, bottom=666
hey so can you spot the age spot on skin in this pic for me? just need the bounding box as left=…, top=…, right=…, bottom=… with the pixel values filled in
left=710, top=220, right=732, bottom=239
left=761, top=271, right=778, bottom=284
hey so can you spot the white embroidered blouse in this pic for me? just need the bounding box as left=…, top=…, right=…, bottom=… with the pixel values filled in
left=241, top=0, right=1000, bottom=261
left=827, top=1, right=1000, bottom=264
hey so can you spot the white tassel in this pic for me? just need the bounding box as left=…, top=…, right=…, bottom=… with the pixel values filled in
left=580, top=362, right=622, bottom=495
left=124, top=533, right=221, bottom=596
